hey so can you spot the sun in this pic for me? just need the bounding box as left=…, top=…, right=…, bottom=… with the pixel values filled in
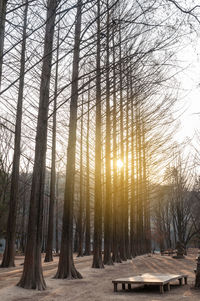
left=117, top=159, right=123, bottom=168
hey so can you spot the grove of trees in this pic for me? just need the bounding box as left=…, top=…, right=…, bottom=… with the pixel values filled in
left=1, top=0, right=200, bottom=290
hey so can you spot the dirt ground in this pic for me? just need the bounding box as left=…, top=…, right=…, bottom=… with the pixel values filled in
left=0, top=249, right=200, bottom=301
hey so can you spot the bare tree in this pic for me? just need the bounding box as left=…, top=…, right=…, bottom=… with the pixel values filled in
left=44, top=24, right=60, bottom=263
left=17, top=0, right=58, bottom=290
left=55, top=0, right=83, bottom=279
left=92, top=0, right=104, bottom=269
left=1, top=0, right=29, bottom=268
left=0, top=0, right=7, bottom=89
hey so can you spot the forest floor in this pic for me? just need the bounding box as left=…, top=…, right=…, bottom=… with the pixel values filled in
left=0, top=249, right=200, bottom=300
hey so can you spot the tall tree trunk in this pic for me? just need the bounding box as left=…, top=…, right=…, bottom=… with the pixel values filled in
left=130, top=82, right=136, bottom=258
left=17, top=0, right=58, bottom=290
left=135, top=107, right=139, bottom=255
left=112, top=24, right=121, bottom=263
left=55, top=173, right=59, bottom=253
left=44, top=24, right=59, bottom=263
left=20, top=184, right=26, bottom=254
left=138, top=111, right=144, bottom=254
left=103, top=0, right=113, bottom=266
left=77, top=96, right=84, bottom=257
left=1, top=0, right=28, bottom=268
left=119, top=23, right=126, bottom=261
left=0, top=0, right=7, bottom=89
left=125, top=80, right=131, bottom=259
left=55, top=0, right=82, bottom=279
left=142, top=121, right=151, bottom=253
left=84, top=85, right=91, bottom=256
left=92, top=0, right=104, bottom=269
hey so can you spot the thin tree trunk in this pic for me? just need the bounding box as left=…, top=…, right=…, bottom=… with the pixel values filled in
left=137, top=111, right=144, bottom=254
left=74, top=221, right=79, bottom=253
left=142, top=121, right=151, bottom=253
left=77, top=96, right=84, bottom=257
left=55, top=0, right=82, bottom=279
left=112, top=24, right=121, bottom=263
left=55, top=173, right=59, bottom=253
left=130, top=82, right=136, bottom=258
left=1, top=0, right=28, bottom=268
left=125, top=80, right=131, bottom=259
left=104, top=0, right=113, bottom=266
left=44, top=24, right=60, bottom=263
left=20, top=184, right=26, bottom=254
left=92, top=0, right=104, bottom=269
left=135, top=107, right=139, bottom=255
left=119, top=23, right=126, bottom=261
left=195, top=256, right=200, bottom=287
left=84, top=85, right=91, bottom=256
left=0, top=0, right=7, bottom=89
left=17, top=0, right=58, bottom=290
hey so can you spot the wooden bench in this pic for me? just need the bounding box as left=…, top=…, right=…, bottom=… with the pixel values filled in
left=161, top=249, right=176, bottom=256
left=112, top=273, right=188, bottom=294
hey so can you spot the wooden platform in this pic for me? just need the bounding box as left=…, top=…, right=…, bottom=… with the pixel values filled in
left=112, top=273, right=188, bottom=294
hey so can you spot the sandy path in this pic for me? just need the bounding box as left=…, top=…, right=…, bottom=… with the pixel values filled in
left=0, top=251, right=200, bottom=300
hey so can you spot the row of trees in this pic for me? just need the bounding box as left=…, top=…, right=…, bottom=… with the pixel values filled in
left=1, top=0, right=200, bottom=290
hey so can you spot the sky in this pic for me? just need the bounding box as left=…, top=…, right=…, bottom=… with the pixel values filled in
left=174, top=40, right=200, bottom=144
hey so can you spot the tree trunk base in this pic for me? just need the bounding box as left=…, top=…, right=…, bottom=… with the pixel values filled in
left=92, top=262, right=104, bottom=268
left=92, top=257, right=104, bottom=269
left=195, top=271, right=200, bottom=288
left=1, top=245, right=15, bottom=268
left=104, top=256, right=114, bottom=265
left=1, top=258, right=15, bottom=268
left=55, top=263, right=82, bottom=279
left=112, top=256, right=122, bottom=263
left=83, top=251, right=91, bottom=256
left=17, top=272, right=46, bottom=290
left=44, top=251, right=53, bottom=262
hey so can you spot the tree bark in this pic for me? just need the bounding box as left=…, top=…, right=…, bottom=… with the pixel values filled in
left=119, top=23, right=126, bottom=261
left=55, top=173, right=59, bottom=253
left=125, top=79, right=131, bottom=259
left=77, top=96, right=84, bottom=257
left=103, top=0, right=113, bottom=266
left=138, top=111, right=144, bottom=254
left=44, top=24, right=60, bottom=263
left=55, top=0, right=82, bottom=279
left=142, top=121, right=151, bottom=253
left=84, top=84, right=91, bottom=256
left=112, top=23, right=121, bottom=264
left=17, top=0, right=58, bottom=290
left=195, top=256, right=200, bottom=288
left=130, top=80, right=136, bottom=258
left=92, top=0, right=104, bottom=269
left=0, top=0, right=7, bottom=89
left=1, top=0, right=28, bottom=268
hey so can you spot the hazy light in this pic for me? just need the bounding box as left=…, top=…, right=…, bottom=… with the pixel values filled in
left=117, top=159, right=123, bottom=169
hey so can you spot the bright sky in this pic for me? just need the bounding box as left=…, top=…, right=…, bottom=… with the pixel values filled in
left=174, top=40, right=200, bottom=143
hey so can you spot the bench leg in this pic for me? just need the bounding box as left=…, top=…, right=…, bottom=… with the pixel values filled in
left=166, top=283, right=170, bottom=291
left=160, top=285, right=164, bottom=294
left=122, top=283, right=126, bottom=290
left=128, top=284, right=131, bottom=290
left=179, top=278, right=183, bottom=286
left=114, top=283, right=117, bottom=292
left=184, top=277, right=187, bottom=285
